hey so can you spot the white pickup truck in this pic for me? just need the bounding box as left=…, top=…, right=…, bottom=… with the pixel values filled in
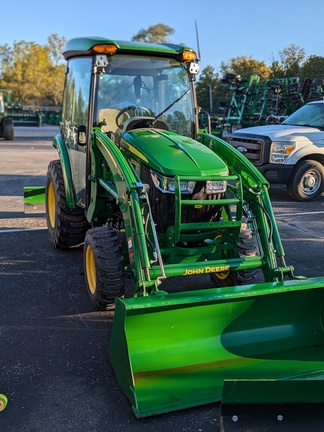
left=227, top=100, right=324, bottom=201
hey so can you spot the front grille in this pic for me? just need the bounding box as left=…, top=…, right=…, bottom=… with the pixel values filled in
left=228, top=135, right=265, bottom=165
left=140, top=165, right=223, bottom=234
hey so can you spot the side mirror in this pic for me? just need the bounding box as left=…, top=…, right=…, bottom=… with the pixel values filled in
left=77, top=125, right=87, bottom=146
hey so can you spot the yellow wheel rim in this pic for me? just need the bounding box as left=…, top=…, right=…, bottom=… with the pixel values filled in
left=212, top=234, right=230, bottom=280
left=85, top=245, right=96, bottom=295
left=214, top=271, right=230, bottom=280
left=47, top=181, right=56, bottom=229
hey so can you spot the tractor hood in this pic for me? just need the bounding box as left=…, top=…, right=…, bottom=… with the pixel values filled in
left=120, top=129, right=228, bottom=176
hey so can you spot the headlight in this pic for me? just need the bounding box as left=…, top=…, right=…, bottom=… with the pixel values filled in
left=270, top=141, right=295, bottom=164
left=150, top=171, right=195, bottom=194
left=150, top=170, right=227, bottom=195
left=206, top=180, right=227, bottom=194
left=168, top=179, right=196, bottom=194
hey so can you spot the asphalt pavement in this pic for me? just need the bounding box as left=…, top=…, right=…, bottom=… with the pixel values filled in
left=1, top=126, right=324, bottom=431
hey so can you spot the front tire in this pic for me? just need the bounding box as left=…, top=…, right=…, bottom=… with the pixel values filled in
left=46, top=160, right=89, bottom=248
left=84, top=227, right=125, bottom=310
left=287, top=160, right=324, bottom=201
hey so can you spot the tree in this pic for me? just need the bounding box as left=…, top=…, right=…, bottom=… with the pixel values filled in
left=0, top=35, right=65, bottom=106
left=269, top=58, right=285, bottom=78
left=47, top=34, right=66, bottom=66
left=132, top=23, right=175, bottom=43
left=196, top=65, right=222, bottom=113
left=43, top=35, right=66, bottom=105
left=0, top=41, right=48, bottom=104
left=300, top=55, right=324, bottom=80
left=278, top=43, right=306, bottom=77
left=220, top=56, right=271, bottom=79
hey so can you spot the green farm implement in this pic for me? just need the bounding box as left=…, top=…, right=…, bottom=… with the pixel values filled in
left=29, top=37, right=324, bottom=421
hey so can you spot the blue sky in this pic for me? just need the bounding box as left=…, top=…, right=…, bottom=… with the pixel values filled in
left=2, top=0, right=323, bottom=74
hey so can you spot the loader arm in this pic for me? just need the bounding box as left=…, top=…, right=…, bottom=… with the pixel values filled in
left=87, top=130, right=159, bottom=294
left=198, top=132, right=294, bottom=281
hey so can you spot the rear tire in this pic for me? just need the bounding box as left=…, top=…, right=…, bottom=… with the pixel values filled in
left=287, top=160, right=324, bottom=201
left=84, top=227, right=125, bottom=310
left=211, top=224, right=259, bottom=287
left=3, top=117, right=14, bottom=140
left=46, top=160, right=89, bottom=249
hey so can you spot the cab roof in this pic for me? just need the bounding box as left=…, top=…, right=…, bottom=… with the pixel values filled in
left=63, top=37, right=195, bottom=60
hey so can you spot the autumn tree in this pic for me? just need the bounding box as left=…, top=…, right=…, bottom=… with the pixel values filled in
left=0, top=34, right=66, bottom=106
left=132, top=23, right=175, bottom=43
left=278, top=43, right=306, bottom=77
left=300, top=55, right=324, bottom=80
left=43, top=34, right=66, bottom=105
left=220, top=55, right=271, bottom=79
left=268, top=58, right=285, bottom=78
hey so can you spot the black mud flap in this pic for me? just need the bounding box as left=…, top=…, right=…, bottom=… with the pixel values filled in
left=220, top=380, right=324, bottom=431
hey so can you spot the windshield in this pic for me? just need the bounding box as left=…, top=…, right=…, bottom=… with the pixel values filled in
left=282, top=102, right=324, bottom=129
left=94, top=54, right=194, bottom=138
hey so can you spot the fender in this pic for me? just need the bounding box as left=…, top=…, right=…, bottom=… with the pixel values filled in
left=285, top=142, right=324, bottom=165
left=53, top=133, right=76, bottom=208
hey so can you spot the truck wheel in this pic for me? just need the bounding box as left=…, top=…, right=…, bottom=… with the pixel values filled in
left=84, top=227, right=125, bottom=310
left=211, top=224, right=259, bottom=287
left=3, top=117, right=14, bottom=140
left=287, top=160, right=324, bottom=201
left=46, top=160, right=89, bottom=249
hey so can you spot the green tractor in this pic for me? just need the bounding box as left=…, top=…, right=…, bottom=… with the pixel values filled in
left=0, top=90, right=14, bottom=140
left=43, top=37, right=324, bottom=419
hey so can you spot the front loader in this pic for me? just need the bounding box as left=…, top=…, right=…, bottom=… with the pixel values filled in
left=40, top=37, right=324, bottom=420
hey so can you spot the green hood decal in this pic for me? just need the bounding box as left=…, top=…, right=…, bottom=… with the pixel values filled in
left=120, top=129, right=228, bottom=177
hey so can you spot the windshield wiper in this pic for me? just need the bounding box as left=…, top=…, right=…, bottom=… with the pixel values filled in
left=150, top=88, right=191, bottom=127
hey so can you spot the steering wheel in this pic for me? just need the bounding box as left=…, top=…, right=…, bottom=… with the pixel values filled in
left=115, top=105, right=151, bottom=129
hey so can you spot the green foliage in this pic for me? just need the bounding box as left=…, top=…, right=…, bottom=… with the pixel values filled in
left=220, top=56, right=271, bottom=79
left=300, top=55, right=324, bottom=80
left=279, top=43, right=306, bottom=77
left=132, top=23, right=175, bottom=43
left=196, top=66, right=221, bottom=112
left=0, top=34, right=66, bottom=106
left=269, top=59, right=285, bottom=78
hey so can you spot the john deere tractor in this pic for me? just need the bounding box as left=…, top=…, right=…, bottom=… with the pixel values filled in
left=44, top=37, right=324, bottom=420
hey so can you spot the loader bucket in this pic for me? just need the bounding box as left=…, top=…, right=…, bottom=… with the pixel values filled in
left=109, top=277, right=324, bottom=417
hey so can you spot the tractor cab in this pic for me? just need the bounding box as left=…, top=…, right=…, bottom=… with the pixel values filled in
left=60, top=38, right=202, bottom=208
left=61, top=38, right=200, bottom=147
